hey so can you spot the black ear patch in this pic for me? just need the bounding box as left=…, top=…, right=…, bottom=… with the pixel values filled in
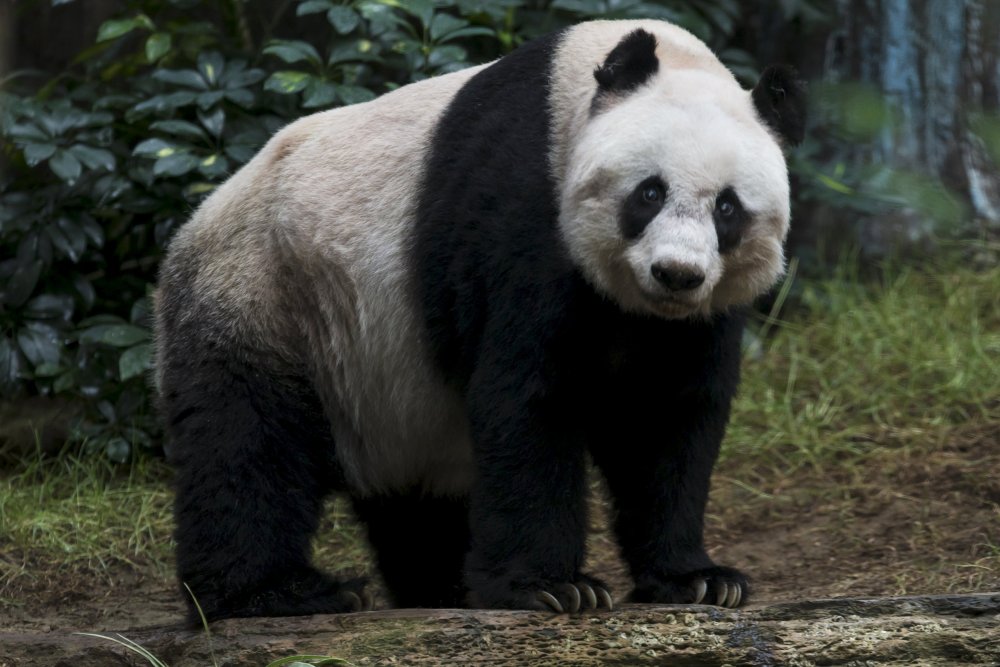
left=752, top=65, right=807, bottom=146
left=593, top=29, right=659, bottom=96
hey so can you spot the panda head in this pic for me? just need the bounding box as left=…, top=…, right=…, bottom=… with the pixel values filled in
left=559, top=28, right=806, bottom=319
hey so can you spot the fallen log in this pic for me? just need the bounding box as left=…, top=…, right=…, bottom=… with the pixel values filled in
left=2, top=593, right=998, bottom=666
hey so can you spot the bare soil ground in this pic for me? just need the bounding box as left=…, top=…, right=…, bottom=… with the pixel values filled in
left=3, top=421, right=997, bottom=637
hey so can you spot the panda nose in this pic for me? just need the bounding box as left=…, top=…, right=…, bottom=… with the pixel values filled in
left=651, top=263, right=705, bottom=291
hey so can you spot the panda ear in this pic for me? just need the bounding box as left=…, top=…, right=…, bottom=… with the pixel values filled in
left=593, top=29, right=659, bottom=96
left=752, top=65, right=807, bottom=147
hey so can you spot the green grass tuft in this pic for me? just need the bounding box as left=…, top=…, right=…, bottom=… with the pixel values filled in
left=0, top=449, right=174, bottom=592
left=729, top=264, right=1000, bottom=471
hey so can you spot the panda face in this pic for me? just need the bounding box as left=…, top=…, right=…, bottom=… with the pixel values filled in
left=559, top=65, right=793, bottom=320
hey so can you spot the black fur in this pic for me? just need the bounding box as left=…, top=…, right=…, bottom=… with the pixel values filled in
left=714, top=187, right=750, bottom=253
left=415, top=30, right=747, bottom=609
left=752, top=65, right=807, bottom=146
left=593, top=29, right=659, bottom=97
left=158, top=264, right=367, bottom=623
left=352, top=493, right=470, bottom=608
left=620, top=175, right=668, bottom=240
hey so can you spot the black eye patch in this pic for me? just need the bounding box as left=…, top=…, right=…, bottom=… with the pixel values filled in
left=714, top=187, right=750, bottom=253
left=620, top=176, right=667, bottom=239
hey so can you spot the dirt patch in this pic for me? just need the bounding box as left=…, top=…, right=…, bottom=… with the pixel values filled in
left=2, top=423, right=998, bottom=636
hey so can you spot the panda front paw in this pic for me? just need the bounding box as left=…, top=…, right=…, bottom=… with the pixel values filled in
left=468, top=573, right=614, bottom=613
left=632, top=566, right=749, bottom=609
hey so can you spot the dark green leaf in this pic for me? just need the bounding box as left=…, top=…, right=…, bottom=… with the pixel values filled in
left=153, top=152, right=201, bottom=177
left=264, top=71, right=313, bottom=95
left=53, top=371, right=75, bottom=393
left=133, top=90, right=198, bottom=114
left=49, top=149, right=82, bottom=183
left=327, top=6, right=361, bottom=34
left=196, top=90, right=226, bottom=109
left=33, top=362, right=63, bottom=378
left=1, top=259, right=43, bottom=307
left=56, top=217, right=88, bottom=261
left=17, top=322, right=62, bottom=367
left=78, top=323, right=150, bottom=347
left=74, top=275, right=96, bottom=310
left=223, top=88, right=255, bottom=107
left=145, top=31, right=172, bottom=62
left=47, top=223, right=80, bottom=262
left=68, top=145, right=116, bottom=171
left=223, top=67, right=266, bottom=89
left=24, top=293, right=75, bottom=321
left=302, top=80, right=339, bottom=108
left=263, top=40, right=323, bottom=66
left=134, top=138, right=178, bottom=157
left=23, top=142, right=57, bottom=166
left=427, top=44, right=467, bottom=68
left=197, top=107, right=225, bottom=138
left=152, top=68, right=209, bottom=90
left=429, top=13, right=468, bottom=40
left=297, top=0, right=332, bottom=15
left=8, top=122, right=51, bottom=142
left=97, top=15, right=154, bottom=42
left=79, top=217, right=105, bottom=247
left=149, top=120, right=208, bottom=142
left=335, top=85, right=376, bottom=106
left=105, top=437, right=131, bottom=463
left=438, top=26, right=496, bottom=42
left=197, top=52, right=226, bottom=86
left=119, top=343, right=153, bottom=380
left=397, top=0, right=434, bottom=28
left=197, top=153, right=229, bottom=178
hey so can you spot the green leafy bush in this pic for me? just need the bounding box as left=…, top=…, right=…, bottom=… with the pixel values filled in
left=1, top=0, right=761, bottom=460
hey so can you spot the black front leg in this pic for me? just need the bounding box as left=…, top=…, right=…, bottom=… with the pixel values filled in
left=591, top=393, right=748, bottom=608
left=589, top=317, right=749, bottom=609
left=462, top=339, right=612, bottom=614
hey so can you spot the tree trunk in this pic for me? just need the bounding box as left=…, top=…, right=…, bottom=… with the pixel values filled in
left=2, top=594, right=998, bottom=666
left=823, top=0, right=1000, bottom=251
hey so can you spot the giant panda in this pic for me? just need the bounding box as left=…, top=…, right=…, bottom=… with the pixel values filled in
left=154, top=19, right=806, bottom=621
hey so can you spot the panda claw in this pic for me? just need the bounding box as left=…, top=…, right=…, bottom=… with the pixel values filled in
left=715, top=583, right=728, bottom=607
left=728, top=583, right=742, bottom=608
left=537, top=590, right=564, bottom=613
left=578, top=582, right=598, bottom=609
left=596, top=587, right=614, bottom=611
left=557, top=583, right=582, bottom=613
left=692, top=578, right=708, bottom=604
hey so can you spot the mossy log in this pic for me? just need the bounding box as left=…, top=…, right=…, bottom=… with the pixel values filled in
left=3, top=594, right=998, bottom=666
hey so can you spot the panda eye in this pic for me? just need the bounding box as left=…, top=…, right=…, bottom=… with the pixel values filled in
left=642, top=185, right=661, bottom=203
left=715, top=190, right=741, bottom=219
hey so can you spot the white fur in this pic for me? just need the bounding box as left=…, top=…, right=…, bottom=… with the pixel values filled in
left=161, top=64, right=488, bottom=496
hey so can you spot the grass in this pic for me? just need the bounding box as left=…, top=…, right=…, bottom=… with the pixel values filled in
left=0, top=450, right=175, bottom=595
left=0, top=260, right=997, bottom=614
left=729, top=263, right=999, bottom=471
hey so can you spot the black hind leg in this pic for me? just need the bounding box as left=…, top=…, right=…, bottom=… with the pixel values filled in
left=161, top=337, right=368, bottom=622
left=352, top=494, right=470, bottom=608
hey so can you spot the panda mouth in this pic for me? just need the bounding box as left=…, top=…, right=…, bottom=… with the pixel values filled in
left=637, top=287, right=701, bottom=316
